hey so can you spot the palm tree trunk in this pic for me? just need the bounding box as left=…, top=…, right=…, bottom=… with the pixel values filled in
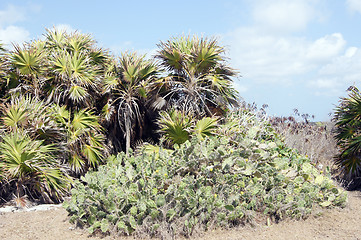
left=16, top=181, right=24, bottom=198
left=125, top=115, right=131, bottom=156
left=15, top=181, right=26, bottom=207
left=126, top=126, right=130, bottom=156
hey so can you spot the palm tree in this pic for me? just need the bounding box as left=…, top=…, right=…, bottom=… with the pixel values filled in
left=7, top=28, right=110, bottom=112
left=43, top=29, right=110, bottom=111
left=333, top=86, right=361, bottom=184
left=1, top=95, right=107, bottom=175
left=2, top=95, right=62, bottom=143
left=156, top=35, right=239, bottom=117
left=46, top=30, right=109, bottom=109
left=0, top=42, right=9, bottom=97
left=52, top=105, right=107, bottom=174
left=0, top=132, right=71, bottom=203
left=103, top=52, right=159, bottom=154
left=9, top=43, right=46, bottom=98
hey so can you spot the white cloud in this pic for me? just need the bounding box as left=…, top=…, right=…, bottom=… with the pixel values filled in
left=251, top=0, right=320, bottom=33
left=108, top=40, right=158, bottom=59
left=318, top=47, right=361, bottom=85
left=306, top=33, right=346, bottom=61
left=224, top=27, right=347, bottom=85
left=220, top=0, right=355, bottom=119
left=109, top=41, right=134, bottom=55
left=0, top=5, right=25, bottom=27
left=221, top=0, right=343, bottom=89
left=347, top=0, right=361, bottom=14
left=309, top=78, right=339, bottom=89
left=0, top=25, right=29, bottom=45
left=54, top=24, right=77, bottom=34
left=308, top=78, right=345, bottom=97
left=141, top=48, right=158, bottom=59
left=0, top=4, right=30, bottom=46
left=345, top=46, right=358, bottom=57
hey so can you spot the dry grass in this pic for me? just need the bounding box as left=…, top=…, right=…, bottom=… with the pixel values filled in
left=237, top=103, right=339, bottom=175
left=270, top=115, right=338, bottom=175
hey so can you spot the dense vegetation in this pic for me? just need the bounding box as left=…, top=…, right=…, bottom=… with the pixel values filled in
left=64, top=109, right=346, bottom=238
left=0, top=28, right=357, bottom=237
left=0, top=29, right=238, bottom=203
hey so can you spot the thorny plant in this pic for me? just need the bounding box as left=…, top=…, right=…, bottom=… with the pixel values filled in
left=64, top=108, right=346, bottom=239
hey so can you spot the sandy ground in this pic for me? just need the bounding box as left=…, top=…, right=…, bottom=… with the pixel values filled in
left=0, top=190, right=360, bottom=240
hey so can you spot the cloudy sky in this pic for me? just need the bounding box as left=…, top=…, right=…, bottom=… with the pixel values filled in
left=1, top=0, right=361, bottom=121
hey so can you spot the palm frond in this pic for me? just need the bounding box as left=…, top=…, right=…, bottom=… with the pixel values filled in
left=0, top=132, right=70, bottom=201
left=71, top=109, right=100, bottom=131
left=193, top=117, right=218, bottom=139
left=158, top=110, right=193, bottom=145
left=156, top=35, right=239, bottom=117
left=333, top=86, right=361, bottom=181
left=11, top=45, right=43, bottom=76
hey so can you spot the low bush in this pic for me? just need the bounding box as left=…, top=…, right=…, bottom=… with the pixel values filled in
left=64, top=109, right=346, bottom=238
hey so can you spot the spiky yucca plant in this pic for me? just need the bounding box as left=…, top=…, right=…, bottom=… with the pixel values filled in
left=333, top=86, right=361, bottom=184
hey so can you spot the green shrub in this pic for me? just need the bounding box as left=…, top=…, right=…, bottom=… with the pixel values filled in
left=333, top=86, right=361, bottom=187
left=64, top=110, right=346, bottom=238
left=0, top=132, right=72, bottom=203
left=0, top=95, right=109, bottom=203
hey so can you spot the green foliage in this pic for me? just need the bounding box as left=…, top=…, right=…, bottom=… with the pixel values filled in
left=2, top=95, right=62, bottom=142
left=156, top=35, right=238, bottom=116
left=0, top=132, right=71, bottom=202
left=8, top=28, right=110, bottom=110
left=1, top=95, right=107, bottom=175
left=194, top=116, right=218, bottom=139
left=157, top=109, right=193, bottom=145
left=157, top=109, right=219, bottom=146
left=334, top=86, right=361, bottom=185
left=0, top=96, right=72, bottom=202
left=4, top=30, right=240, bottom=154
left=11, top=45, right=43, bottom=76
left=0, top=95, right=108, bottom=203
left=64, top=109, right=346, bottom=238
left=102, top=52, right=160, bottom=154
left=0, top=42, right=8, bottom=96
left=52, top=105, right=107, bottom=174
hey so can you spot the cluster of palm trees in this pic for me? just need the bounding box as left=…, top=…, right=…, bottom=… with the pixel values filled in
left=0, top=29, right=239, bottom=203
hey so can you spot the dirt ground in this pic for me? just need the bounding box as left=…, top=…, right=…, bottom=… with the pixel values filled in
left=0, top=190, right=360, bottom=240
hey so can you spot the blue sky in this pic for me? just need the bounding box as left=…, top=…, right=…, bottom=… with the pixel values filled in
left=1, top=0, right=361, bottom=121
